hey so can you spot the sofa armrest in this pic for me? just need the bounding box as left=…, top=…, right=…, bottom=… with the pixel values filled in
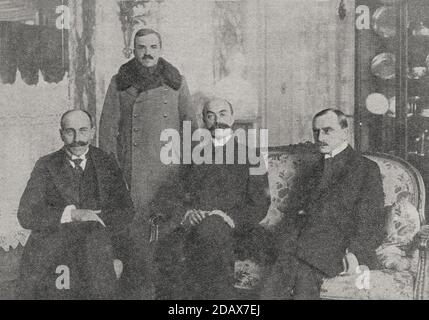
left=413, top=225, right=429, bottom=299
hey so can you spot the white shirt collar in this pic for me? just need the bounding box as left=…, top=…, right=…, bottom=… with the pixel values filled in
left=213, top=130, right=233, bottom=147
left=65, top=147, right=89, bottom=169
left=324, top=141, right=348, bottom=159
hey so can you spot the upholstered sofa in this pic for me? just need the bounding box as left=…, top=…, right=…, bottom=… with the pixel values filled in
left=2, top=142, right=429, bottom=300
left=250, top=142, right=429, bottom=300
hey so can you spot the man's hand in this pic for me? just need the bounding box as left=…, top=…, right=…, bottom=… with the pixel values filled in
left=182, top=209, right=208, bottom=226
left=71, top=209, right=106, bottom=227
left=208, top=210, right=235, bottom=228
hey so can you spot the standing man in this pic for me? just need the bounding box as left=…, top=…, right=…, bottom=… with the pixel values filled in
left=262, top=108, right=385, bottom=299
left=99, top=28, right=197, bottom=298
left=17, top=110, right=135, bottom=299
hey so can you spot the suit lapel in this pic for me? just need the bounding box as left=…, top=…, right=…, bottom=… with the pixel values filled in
left=308, top=158, right=325, bottom=203
left=326, top=146, right=357, bottom=191
left=46, top=149, right=79, bottom=204
left=90, top=146, right=108, bottom=205
left=309, top=146, right=357, bottom=204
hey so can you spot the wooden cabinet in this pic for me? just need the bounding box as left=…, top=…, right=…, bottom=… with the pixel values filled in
left=355, top=0, right=429, bottom=219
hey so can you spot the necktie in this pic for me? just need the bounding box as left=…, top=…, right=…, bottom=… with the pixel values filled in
left=72, top=158, right=84, bottom=177
left=320, top=157, right=335, bottom=188
left=323, top=157, right=334, bottom=172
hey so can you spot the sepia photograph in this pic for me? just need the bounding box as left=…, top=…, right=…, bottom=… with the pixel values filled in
left=0, top=0, right=428, bottom=304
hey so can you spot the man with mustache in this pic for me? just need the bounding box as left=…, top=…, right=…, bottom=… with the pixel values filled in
left=262, top=108, right=385, bottom=299
left=17, top=109, right=135, bottom=299
left=153, top=97, right=272, bottom=299
left=99, top=28, right=197, bottom=298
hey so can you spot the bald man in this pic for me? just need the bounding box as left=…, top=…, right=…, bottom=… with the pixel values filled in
left=153, top=98, right=272, bottom=299
left=17, top=110, right=135, bottom=299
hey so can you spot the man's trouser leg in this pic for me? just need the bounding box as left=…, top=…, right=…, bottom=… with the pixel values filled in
left=292, top=258, right=325, bottom=300
left=184, top=215, right=235, bottom=300
left=84, top=224, right=117, bottom=299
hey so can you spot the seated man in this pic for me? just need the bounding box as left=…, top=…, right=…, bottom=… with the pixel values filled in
left=262, top=108, right=385, bottom=300
left=17, top=109, right=135, bottom=299
left=153, top=97, right=272, bottom=299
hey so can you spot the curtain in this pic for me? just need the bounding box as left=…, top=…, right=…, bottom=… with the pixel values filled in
left=0, top=0, right=68, bottom=85
left=0, top=0, right=36, bottom=22
left=0, top=21, right=68, bottom=85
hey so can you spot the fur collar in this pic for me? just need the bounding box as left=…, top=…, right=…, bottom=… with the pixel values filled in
left=116, top=57, right=182, bottom=92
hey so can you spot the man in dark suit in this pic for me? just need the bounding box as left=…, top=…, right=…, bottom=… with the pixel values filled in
left=17, top=109, right=135, bottom=299
left=153, top=97, right=271, bottom=299
left=262, top=108, right=385, bottom=300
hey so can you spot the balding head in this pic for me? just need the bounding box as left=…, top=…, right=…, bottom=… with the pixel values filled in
left=60, top=109, right=94, bottom=129
left=60, top=109, right=95, bottom=156
left=202, top=97, right=234, bottom=117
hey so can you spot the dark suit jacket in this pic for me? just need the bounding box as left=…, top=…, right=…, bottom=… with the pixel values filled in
left=17, top=146, right=135, bottom=295
left=278, top=146, right=385, bottom=277
left=152, top=139, right=270, bottom=234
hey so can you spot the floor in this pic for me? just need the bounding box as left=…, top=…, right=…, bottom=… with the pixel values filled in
left=0, top=280, right=16, bottom=300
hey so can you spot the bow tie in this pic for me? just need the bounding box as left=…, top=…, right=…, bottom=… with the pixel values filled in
left=71, top=158, right=84, bottom=167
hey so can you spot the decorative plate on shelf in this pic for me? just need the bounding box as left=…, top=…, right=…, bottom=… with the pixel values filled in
left=420, top=108, right=429, bottom=117
left=372, top=6, right=397, bottom=38
left=412, top=22, right=429, bottom=39
left=366, top=93, right=389, bottom=115
left=371, top=53, right=396, bottom=80
left=408, top=66, right=427, bottom=80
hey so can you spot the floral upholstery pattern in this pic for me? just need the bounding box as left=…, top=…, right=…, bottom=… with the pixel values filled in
left=365, top=155, right=419, bottom=208
left=376, top=192, right=420, bottom=274
left=262, top=143, right=320, bottom=226
left=234, top=259, right=262, bottom=290
left=321, top=270, right=414, bottom=300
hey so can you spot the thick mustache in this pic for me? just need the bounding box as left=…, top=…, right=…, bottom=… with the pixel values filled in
left=212, top=123, right=231, bottom=130
left=143, top=55, right=153, bottom=60
left=68, top=141, right=88, bottom=147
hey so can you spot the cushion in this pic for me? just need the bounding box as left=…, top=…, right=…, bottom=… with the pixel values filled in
left=263, top=143, right=319, bottom=227
left=376, top=191, right=420, bottom=273
left=320, top=270, right=414, bottom=300
left=365, top=156, right=419, bottom=208
left=234, top=259, right=262, bottom=290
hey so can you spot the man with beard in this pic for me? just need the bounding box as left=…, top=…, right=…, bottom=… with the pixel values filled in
left=153, top=97, right=272, bottom=299
left=262, top=108, right=385, bottom=299
left=17, top=110, right=135, bottom=299
left=99, top=28, right=197, bottom=298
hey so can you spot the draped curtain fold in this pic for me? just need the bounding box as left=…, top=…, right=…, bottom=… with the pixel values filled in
left=0, top=22, right=69, bottom=85
left=0, top=0, right=69, bottom=85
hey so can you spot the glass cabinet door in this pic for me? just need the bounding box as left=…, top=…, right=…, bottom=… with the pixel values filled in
left=355, top=0, right=429, bottom=218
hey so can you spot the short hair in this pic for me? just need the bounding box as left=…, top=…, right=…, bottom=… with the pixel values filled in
left=134, top=28, right=162, bottom=48
left=60, top=109, right=94, bottom=129
left=202, top=97, right=234, bottom=116
left=313, top=108, right=348, bottom=129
